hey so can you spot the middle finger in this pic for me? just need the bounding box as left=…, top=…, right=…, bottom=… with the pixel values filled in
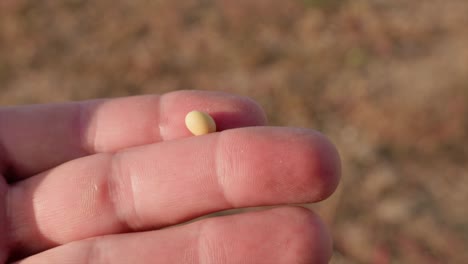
left=8, top=127, right=340, bottom=256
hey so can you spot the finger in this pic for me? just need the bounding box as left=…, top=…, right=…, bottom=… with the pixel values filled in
left=15, top=207, right=332, bottom=264
left=8, top=127, right=341, bottom=257
left=0, top=90, right=267, bottom=179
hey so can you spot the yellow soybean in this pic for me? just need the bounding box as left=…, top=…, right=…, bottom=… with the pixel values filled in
left=185, top=111, right=217, bottom=136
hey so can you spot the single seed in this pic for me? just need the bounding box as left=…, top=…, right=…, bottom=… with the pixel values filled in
left=185, top=110, right=217, bottom=136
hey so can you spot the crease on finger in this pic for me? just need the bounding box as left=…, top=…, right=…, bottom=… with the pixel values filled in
left=157, top=93, right=168, bottom=141
left=214, top=132, right=236, bottom=210
left=77, top=101, right=96, bottom=157
left=197, top=219, right=227, bottom=264
left=108, top=153, right=140, bottom=231
left=85, top=237, right=107, bottom=264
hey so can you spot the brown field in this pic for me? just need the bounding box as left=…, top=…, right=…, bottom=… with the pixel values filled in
left=1, top=0, right=467, bottom=263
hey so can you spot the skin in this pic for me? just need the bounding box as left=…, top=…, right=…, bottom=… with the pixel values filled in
left=0, top=90, right=341, bottom=263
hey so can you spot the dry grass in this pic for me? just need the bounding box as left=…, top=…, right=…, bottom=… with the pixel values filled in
left=1, top=0, right=468, bottom=263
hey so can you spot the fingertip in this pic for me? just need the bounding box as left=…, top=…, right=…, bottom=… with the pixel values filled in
left=218, top=127, right=341, bottom=204
left=290, top=129, right=341, bottom=202
left=311, top=131, right=342, bottom=201
left=212, top=98, right=267, bottom=131
left=266, top=206, right=333, bottom=264
left=160, top=90, right=267, bottom=140
left=305, top=208, right=334, bottom=264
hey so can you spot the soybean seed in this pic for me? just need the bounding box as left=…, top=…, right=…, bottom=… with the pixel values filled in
left=185, top=110, right=217, bottom=136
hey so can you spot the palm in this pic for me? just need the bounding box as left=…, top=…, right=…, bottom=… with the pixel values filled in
left=0, top=91, right=339, bottom=264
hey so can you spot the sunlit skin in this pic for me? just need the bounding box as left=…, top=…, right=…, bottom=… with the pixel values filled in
left=0, top=90, right=340, bottom=263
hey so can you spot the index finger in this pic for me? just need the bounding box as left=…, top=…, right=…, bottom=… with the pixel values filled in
left=0, top=90, right=267, bottom=180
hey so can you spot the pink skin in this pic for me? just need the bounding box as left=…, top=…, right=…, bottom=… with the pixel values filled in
left=0, top=91, right=341, bottom=263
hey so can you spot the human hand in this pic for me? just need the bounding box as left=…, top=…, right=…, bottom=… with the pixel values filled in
left=0, top=91, right=340, bottom=263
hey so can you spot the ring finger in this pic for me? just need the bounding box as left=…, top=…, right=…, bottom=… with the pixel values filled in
left=15, top=207, right=332, bottom=264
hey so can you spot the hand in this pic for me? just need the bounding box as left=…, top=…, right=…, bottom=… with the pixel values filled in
left=0, top=91, right=340, bottom=263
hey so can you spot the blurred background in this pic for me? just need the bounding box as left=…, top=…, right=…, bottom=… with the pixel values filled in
left=1, top=0, right=467, bottom=263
